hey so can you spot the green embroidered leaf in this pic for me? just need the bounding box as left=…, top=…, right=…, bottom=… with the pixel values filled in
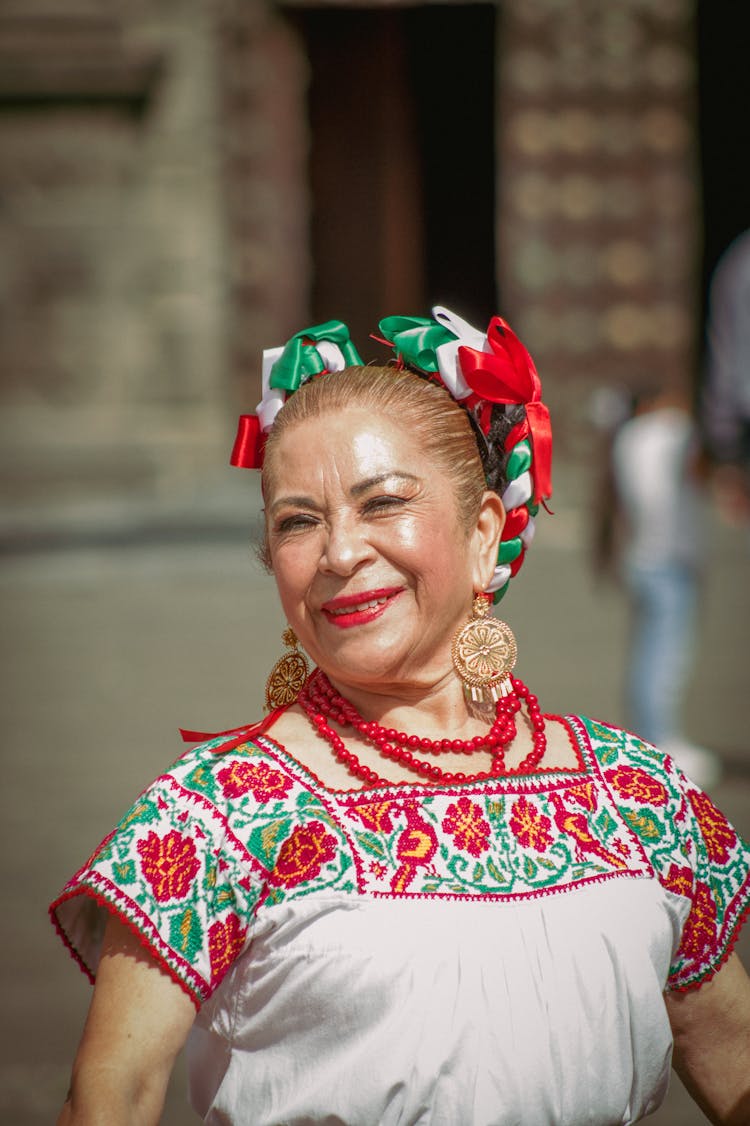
left=354, top=831, right=387, bottom=860
left=486, top=856, right=506, bottom=884
left=216, top=887, right=235, bottom=908
left=523, top=855, right=537, bottom=880
left=120, top=798, right=160, bottom=829
left=422, top=883, right=440, bottom=893
left=473, top=863, right=484, bottom=883
left=169, top=906, right=203, bottom=960
left=205, top=863, right=217, bottom=890
left=599, top=746, right=619, bottom=765
left=248, top=818, right=291, bottom=865
left=623, top=809, right=662, bottom=841
left=113, top=860, right=136, bottom=884
left=536, top=857, right=558, bottom=871
left=595, top=809, right=617, bottom=838
left=185, top=765, right=217, bottom=798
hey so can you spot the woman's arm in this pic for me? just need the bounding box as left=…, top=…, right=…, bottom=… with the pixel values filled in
left=665, top=952, right=750, bottom=1126
left=58, top=913, right=197, bottom=1126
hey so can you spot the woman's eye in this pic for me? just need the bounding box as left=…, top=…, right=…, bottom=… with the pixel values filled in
left=275, top=514, right=318, bottom=533
left=363, top=495, right=408, bottom=514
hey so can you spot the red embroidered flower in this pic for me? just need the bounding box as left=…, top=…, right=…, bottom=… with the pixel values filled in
left=217, top=759, right=293, bottom=802
left=137, top=829, right=200, bottom=902
left=678, top=880, right=717, bottom=965
left=688, top=790, right=737, bottom=866
left=270, top=821, right=337, bottom=887
left=661, top=862, right=694, bottom=900
left=442, top=797, right=491, bottom=857
left=509, top=795, right=553, bottom=852
left=208, top=914, right=247, bottom=985
left=351, top=800, right=396, bottom=833
left=605, top=765, right=668, bottom=806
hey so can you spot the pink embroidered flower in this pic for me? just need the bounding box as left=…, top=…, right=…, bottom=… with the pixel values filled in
left=137, top=829, right=200, bottom=902
left=442, top=797, right=491, bottom=857
left=688, top=790, right=737, bottom=866
left=605, top=765, right=668, bottom=806
left=509, top=795, right=553, bottom=852
left=677, top=880, right=717, bottom=965
left=370, top=860, right=387, bottom=880
left=208, top=914, right=247, bottom=985
left=270, top=821, right=337, bottom=887
left=217, top=759, right=293, bottom=802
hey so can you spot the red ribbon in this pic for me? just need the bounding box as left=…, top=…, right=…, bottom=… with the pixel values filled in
left=457, top=316, right=552, bottom=504
left=230, top=414, right=266, bottom=469
left=179, top=707, right=287, bottom=754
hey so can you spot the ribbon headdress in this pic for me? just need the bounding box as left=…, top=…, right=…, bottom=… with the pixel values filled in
left=230, top=306, right=552, bottom=601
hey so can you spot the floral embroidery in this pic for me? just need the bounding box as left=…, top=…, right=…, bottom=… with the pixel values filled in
left=51, top=717, right=750, bottom=1006
left=442, top=797, right=491, bottom=857
left=678, top=880, right=718, bottom=966
left=688, top=790, right=738, bottom=866
left=604, top=765, right=668, bottom=806
left=270, top=821, right=338, bottom=888
left=351, top=800, right=396, bottom=833
left=137, top=829, right=200, bottom=902
left=218, top=759, right=293, bottom=802
left=661, top=862, right=694, bottom=900
left=509, top=795, right=553, bottom=852
left=208, top=914, right=247, bottom=985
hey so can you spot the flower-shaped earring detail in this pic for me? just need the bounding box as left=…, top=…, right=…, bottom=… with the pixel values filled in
left=451, top=595, right=517, bottom=703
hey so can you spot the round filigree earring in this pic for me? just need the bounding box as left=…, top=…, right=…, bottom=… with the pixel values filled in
left=265, top=627, right=310, bottom=709
left=451, top=594, right=518, bottom=703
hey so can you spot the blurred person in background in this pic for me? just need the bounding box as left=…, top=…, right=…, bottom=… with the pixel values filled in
left=599, top=385, right=722, bottom=790
left=52, top=308, right=748, bottom=1125
left=702, top=228, right=750, bottom=525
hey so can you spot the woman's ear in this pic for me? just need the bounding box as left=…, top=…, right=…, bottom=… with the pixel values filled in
left=470, top=490, right=506, bottom=592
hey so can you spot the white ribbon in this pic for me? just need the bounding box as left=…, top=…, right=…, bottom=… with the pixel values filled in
left=502, top=471, right=533, bottom=511
left=520, top=517, right=536, bottom=548
left=432, top=305, right=491, bottom=401
left=486, top=563, right=512, bottom=593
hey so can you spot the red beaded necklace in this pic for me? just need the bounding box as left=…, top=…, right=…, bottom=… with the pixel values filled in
left=297, top=668, right=547, bottom=786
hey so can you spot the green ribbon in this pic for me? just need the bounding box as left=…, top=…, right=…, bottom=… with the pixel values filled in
left=497, top=537, right=523, bottom=564
left=504, top=439, right=532, bottom=480
left=270, top=320, right=363, bottom=393
left=378, top=314, right=456, bottom=373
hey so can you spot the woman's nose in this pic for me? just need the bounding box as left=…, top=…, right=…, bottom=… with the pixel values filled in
left=319, top=515, right=373, bottom=575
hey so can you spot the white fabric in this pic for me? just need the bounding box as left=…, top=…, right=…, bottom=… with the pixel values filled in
left=501, top=471, right=532, bottom=512
left=188, top=877, right=683, bottom=1125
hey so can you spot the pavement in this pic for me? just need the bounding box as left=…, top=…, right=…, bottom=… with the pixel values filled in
left=1, top=461, right=748, bottom=1125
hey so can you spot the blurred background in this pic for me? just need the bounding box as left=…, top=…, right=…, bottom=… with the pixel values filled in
left=1, top=1, right=748, bottom=1123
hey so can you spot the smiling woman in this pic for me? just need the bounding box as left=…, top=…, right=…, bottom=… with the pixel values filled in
left=50, top=308, right=749, bottom=1125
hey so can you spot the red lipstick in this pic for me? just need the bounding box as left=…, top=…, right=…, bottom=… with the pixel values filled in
left=321, top=587, right=402, bottom=629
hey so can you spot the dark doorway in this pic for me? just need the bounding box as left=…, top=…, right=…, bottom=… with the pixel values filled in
left=292, top=5, right=497, bottom=353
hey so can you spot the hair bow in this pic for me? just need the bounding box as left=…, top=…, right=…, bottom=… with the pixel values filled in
left=230, top=320, right=363, bottom=469
left=379, top=306, right=552, bottom=505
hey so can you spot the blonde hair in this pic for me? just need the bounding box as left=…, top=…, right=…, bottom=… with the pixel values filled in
left=259, top=366, right=487, bottom=565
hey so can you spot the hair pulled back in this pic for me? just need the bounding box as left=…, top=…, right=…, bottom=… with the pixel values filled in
left=262, top=365, right=496, bottom=526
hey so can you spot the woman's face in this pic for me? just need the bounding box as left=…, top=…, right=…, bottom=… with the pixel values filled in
left=264, top=407, right=503, bottom=694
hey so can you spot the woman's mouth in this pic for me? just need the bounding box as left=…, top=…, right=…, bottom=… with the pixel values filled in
left=321, top=588, right=402, bottom=628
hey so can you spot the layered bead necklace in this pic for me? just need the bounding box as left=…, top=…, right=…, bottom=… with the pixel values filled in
left=297, top=667, right=547, bottom=786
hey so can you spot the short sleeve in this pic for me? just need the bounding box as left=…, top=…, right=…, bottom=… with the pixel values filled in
left=662, top=769, right=750, bottom=990
left=50, top=749, right=266, bottom=1008
left=584, top=718, right=750, bottom=991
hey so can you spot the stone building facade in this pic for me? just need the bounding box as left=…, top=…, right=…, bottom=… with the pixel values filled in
left=0, top=0, right=699, bottom=525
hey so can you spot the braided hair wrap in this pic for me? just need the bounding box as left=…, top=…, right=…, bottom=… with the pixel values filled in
left=230, top=307, right=552, bottom=602
left=378, top=307, right=552, bottom=602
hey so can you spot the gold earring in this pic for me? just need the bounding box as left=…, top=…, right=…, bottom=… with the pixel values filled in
left=265, top=627, right=310, bottom=709
left=451, top=594, right=517, bottom=703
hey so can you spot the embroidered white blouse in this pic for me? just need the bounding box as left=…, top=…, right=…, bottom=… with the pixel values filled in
left=52, top=716, right=750, bottom=1125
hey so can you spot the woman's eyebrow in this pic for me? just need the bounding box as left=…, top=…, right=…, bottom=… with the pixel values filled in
left=350, top=472, right=419, bottom=497
left=268, top=494, right=321, bottom=515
